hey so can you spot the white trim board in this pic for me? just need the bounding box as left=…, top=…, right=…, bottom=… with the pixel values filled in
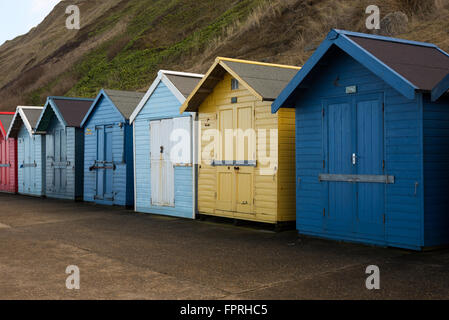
left=7, top=106, right=43, bottom=138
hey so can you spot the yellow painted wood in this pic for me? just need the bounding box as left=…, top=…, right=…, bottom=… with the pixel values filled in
left=196, top=68, right=296, bottom=224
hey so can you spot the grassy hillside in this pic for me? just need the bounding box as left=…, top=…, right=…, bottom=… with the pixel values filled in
left=0, top=0, right=448, bottom=111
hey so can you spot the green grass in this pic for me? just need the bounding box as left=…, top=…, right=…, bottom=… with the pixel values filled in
left=60, top=0, right=266, bottom=98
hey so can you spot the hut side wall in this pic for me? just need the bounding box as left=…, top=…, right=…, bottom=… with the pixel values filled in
left=423, top=94, right=449, bottom=247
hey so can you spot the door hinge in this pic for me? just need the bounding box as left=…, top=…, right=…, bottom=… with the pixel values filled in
left=323, top=208, right=326, bottom=217
left=382, top=160, right=385, bottom=170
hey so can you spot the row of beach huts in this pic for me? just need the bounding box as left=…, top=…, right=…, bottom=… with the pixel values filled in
left=2, top=29, right=449, bottom=250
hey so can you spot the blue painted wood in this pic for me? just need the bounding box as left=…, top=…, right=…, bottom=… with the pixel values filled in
left=355, top=93, right=385, bottom=242
left=287, top=46, right=431, bottom=250
left=17, top=124, right=45, bottom=197
left=324, top=98, right=355, bottom=236
left=431, top=73, right=449, bottom=101
left=423, top=95, right=449, bottom=247
left=134, top=81, right=195, bottom=219
left=83, top=93, right=134, bottom=207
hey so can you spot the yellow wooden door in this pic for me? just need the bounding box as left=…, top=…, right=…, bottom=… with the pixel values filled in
left=216, top=107, right=234, bottom=211
left=215, top=103, right=255, bottom=214
left=234, top=103, right=255, bottom=214
left=216, top=166, right=233, bottom=211
left=235, top=166, right=253, bottom=213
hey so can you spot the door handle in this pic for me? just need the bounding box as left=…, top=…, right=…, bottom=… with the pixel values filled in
left=234, top=167, right=240, bottom=171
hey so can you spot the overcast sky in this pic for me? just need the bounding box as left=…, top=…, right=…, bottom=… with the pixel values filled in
left=0, top=0, right=62, bottom=45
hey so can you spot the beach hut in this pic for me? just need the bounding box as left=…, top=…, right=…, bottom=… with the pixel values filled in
left=7, top=106, right=45, bottom=197
left=180, top=57, right=299, bottom=225
left=130, top=70, right=203, bottom=219
left=272, top=29, right=449, bottom=250
left=0, top=112, right=17, bottom=193
left=34, top=97, right=94, bottom=200
left=81, top=89, right=144, bottom=207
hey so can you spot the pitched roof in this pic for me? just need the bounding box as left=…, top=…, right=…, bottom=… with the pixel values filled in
left=348, top=35, right=449, bottom=91
left=273, top=29, right=449, bottom=113
left=165, top=73, right=203, bottom=98
left=36, top=97, right=94, bottom=131
left=52, top=98, right=94, bottom=127
left=130, top=70, right=204, bottom=123
left=0, top=112, right=14, bottom=137
left=103, top=89, right=145, bottom=120
left=181, top=57, right=300, bottom=113
left=7, top=107, right=43, bottom=138
left=22, top=108, right=43, bottom=130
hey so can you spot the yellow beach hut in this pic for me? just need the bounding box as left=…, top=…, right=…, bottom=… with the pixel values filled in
left=180, top=57, right=299, bottom=225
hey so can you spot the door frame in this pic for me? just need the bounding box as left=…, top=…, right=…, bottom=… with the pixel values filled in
left=321, top=92, right=387, bottom=241
left=215, top=103, right=256, bottom=215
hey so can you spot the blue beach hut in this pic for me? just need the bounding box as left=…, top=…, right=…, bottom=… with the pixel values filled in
left=81, top=89, right=144, bottom=207
left=130, top=70, right=203, bottom=219
left=35, top=97, right=94, bottom=200
left=272, top=29, right=449, bottom=250
left=7, top=106, right=45, bottom=197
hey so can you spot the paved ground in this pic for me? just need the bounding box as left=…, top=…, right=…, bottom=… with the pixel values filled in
left=0, top=193, right=449, bottom=300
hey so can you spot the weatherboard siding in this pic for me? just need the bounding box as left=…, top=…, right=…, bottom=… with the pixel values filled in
left=83, top=95, right=133, bottom=206
left=7, top=138, right=18, bottom=193
left=0, top=135, right=18, bottom=193
left=294, top=50, right=423, bottom=249
left=134, top=81, right=194, bottom=218
left=423, top=95, right=449, bottom=247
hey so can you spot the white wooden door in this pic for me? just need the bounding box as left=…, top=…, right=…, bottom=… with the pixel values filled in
left=150, top=119, right=175, bottom=207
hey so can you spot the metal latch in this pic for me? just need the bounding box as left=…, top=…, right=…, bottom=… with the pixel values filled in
left=352, top=153, right=357, bottom=166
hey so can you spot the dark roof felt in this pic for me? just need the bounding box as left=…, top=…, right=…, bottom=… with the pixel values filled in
left=22, top=108, right=44, bottom=130
left=165, top=74, right=202, bottom=98
left=223, top=61, right=300, bottom=100
left=183, top=58, right=300, bottom=112
left=104, top=89, right=145, bottom=120
left=0, top=114, right=14, bottom=136
left=349, top=35, right=449, bottom=91
left=52, top=98, right=94, bottom=127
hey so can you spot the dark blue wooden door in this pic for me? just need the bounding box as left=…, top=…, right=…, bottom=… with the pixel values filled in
left=96, top=126, right=105, bottom=200
left=104, top=126, right=114, bottom=201
left=355, top=94, right=385, bottom=242
left=324, top=93, right=385, bottom=242
left=325, top=99, right=356, bottom=235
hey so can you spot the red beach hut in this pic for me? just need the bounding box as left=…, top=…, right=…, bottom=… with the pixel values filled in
left=0, top=112, right=18, bottom=193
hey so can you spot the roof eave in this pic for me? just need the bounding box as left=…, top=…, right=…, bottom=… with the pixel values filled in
left=80, top=90, right=126, bottom=128
left=272, top=29, right=418, bottom=113
left=35, top=98, right=67, bottom=132
left=130, top=73, right=163, bottom=124
left=432, top=73, right=449, bottom=102
left=180, top=59, right=222, bottom=114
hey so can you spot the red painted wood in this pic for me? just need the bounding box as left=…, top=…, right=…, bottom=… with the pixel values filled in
left=0, top=112, right=18, bottom=193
